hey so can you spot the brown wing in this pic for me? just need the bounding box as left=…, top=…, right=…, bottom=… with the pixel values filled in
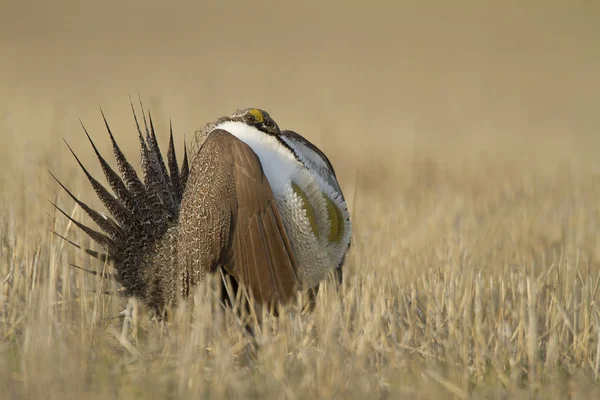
left=176, top=129, right=298, bottom=304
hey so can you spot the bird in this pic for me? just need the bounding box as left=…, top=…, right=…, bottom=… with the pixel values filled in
left=50, top=104, right=352, bottom=315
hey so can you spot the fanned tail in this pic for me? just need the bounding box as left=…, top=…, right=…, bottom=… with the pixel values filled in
left=51, top=101, right=189, bottom=301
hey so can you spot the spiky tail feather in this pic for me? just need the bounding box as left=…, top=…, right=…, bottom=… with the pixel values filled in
left=51, top=99, right=189, bottom=310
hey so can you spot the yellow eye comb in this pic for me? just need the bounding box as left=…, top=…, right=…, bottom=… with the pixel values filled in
left=249, top=109, right=264, bottom=123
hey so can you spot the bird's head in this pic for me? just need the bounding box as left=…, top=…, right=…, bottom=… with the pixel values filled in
left=228, top=108, right=281, bottom=136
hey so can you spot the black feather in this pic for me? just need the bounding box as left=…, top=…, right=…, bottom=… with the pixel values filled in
left=167, top=121, right=181, bottom=203
left=49, top=200, right=118, bottom=252
left=48, top=171, right=123, bottom=240
left=64, top=137, right=131, bottom=228
left=51, top=103, right=189, bottom=301
left=99, top=108, right=147, bottom=203
left=50, top=230, right=115, bottom=263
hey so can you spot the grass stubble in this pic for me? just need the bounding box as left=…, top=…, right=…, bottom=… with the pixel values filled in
left=1, top=110, right=600, bottom=399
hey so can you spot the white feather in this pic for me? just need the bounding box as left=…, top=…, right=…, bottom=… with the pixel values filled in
left=214, top=121, right=305, bottom=195
left=212, top=121, right=351, bottom=288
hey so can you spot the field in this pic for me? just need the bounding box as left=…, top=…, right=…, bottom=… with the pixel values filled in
left=2, top=1, right=600, bottom=398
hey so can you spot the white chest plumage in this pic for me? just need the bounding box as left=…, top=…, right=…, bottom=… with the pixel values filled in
left=214, top=121, right=351, bottom=289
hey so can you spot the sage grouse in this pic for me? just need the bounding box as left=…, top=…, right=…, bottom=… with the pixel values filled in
left=51, top=106, right=352, bottom=313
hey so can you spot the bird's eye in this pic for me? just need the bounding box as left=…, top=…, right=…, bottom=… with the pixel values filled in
left=245, top=113, right=256, bottom=123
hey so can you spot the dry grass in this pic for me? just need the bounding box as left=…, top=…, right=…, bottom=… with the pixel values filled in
left=2, top=1, right=600, bottom=398
left=4, top=130, right=600, bottom=400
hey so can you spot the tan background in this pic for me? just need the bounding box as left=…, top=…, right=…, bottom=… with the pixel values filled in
left=2, top=2, right=600, bottom=397
left=1, top=0, right=599, bottom=183
left=3, top=0, right=600, bottom=277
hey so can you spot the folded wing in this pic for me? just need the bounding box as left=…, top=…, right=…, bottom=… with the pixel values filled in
left=176, top=129, right=299, bottom=305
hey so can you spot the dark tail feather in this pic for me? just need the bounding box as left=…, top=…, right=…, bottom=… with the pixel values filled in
left=99, top=108, right=148, bottom=204
left=79, top=122, right=138, bottom=221
left=50, top=230, right=113, bottom=263
left=51, top=102, right=190, bottom=301
left=131, top=100, right=153, bottom=201
left=167, top=121, right=182, bottom=203
left=130, top=99, right=177, bottom=219
left=69, top=263, right=115, bottom=280
left=180, top=141, right=189, bottom=191
left=135, top=98, right=177, bottom=217
left=48, top=171, right=123, bottom=240
left=63, top=138, right=132, bottom=229
left=147, top=111, right=172, bottom=194
left=49, top=200, right=119, bottom=254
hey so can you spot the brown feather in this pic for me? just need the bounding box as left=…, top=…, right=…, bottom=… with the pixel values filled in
left=53, top=107, right=306, bottom=315
left=225, top=141, right=298, bottom=304
left=174, top=129, right=298, bottom=306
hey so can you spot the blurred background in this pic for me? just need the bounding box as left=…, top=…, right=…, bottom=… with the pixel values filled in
left=1, top=0, right=599, bottom=207
left=3, top=3, right=600, bottom=396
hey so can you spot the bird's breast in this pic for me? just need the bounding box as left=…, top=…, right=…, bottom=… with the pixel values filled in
left=215, top=121, right=347, bottom=288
